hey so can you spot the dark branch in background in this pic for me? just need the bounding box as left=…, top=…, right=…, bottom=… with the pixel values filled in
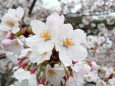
left=0, top=53, right=6, bottom=59
left=28, top=0, right=37, bottom=16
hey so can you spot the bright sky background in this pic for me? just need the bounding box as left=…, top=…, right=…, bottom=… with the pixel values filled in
left=35, top=0, right=82, bottom=13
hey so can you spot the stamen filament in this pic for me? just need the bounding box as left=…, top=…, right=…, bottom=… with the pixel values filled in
left=63, top=38, right=74, bottom=48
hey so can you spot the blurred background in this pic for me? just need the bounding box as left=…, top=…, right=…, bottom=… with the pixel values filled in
left=0, top=0, right=115, bottom=86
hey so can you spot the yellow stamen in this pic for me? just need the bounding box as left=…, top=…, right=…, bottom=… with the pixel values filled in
left=6, top=21, right=15, bottom=27
left=40, top=30, right=51, bottom=40
left=15, top=41, right=20, bottom=46
left=48, top=69, right=56, bottom=77
left=39, top=52, right=48, bottom=55
left=113, top=82, right=115, bottom=85
left=63, top=38, right=74, bottom=48
left=15, top=15, right=20, bottom=19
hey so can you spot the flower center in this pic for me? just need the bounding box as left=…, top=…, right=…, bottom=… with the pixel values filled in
left=40, top=30, right=51, bottom=40
left=113, top=82, right=115, bottom=85
left=39, top=52, right=48, bottom=56
left=14, top=15, right=20, bottom=19
left=15, top=41, right=20, bottom=46
left=48, top=69, right=56, bottom=77
left=63, top=38, right=74, bottom=48
left=6, top=21, right=15, bottom=27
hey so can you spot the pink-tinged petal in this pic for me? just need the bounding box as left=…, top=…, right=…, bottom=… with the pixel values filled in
left=7, top=33, right=15, bottom=39
left=1, top=39, right=12, bottom=46
left=46, top=13, right=65, bottom=28
left=1, top=39, right=12, bottom=51
left=2, top=38, right=23, bottom=55
left=17, top=57, right=27, bottom=65
left=10, top=39, right=23, bottom=55
left=72, top=61, right=91, bottom=75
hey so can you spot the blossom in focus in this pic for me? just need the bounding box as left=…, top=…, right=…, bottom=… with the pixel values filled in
left=26, top=13, right=65, bottom=64
left=56, top=25, right=87, bottom=66
left=26, top=20, right=56, bottom=64
left=26, top=12, right=87, bottom=66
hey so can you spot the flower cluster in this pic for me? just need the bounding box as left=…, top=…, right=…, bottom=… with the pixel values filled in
left=0, top=7, right=114, bottom=86
left=12, top=60, right=115, bottom=86
left=0, top=7, right=25, bottom=64
left=86, top=35, right=112, bottom=52
left=13, top=12, right=88, bottom=86
left=0, top=7, right=24, bottom=33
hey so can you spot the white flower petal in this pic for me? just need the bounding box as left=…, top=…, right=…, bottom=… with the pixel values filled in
left=59, top=24, right=73, bottom=38
left=72, top=29, right=86, bottom=44
left=29, top=49, right=51, bottom=64
left=46, top=65, right=65, bottom=86
left=16, top=7, right=24, bottom=20
left=38, top=40, right=54, bottom=52
left=6, top=52, right=18, bottom=64
left=21, top=80, right=29, bottom=86
left=7, top=7, right=24, bottom=20
left=31, top=20, right=47, bottom=35
left=26, top=35, right=40, bottom=49
left=14, top=69, right=37, bottom=86
left=28, top=74, right=37, bottom=86
left=19, top=48, right=32, bottom=58
left=9, top=39, right=23, bottom=55
left=46, top=12, right=65, bottom=28
left=56, top=24, right=73, bottom=51
left=26, top=35, right=54, bottom=52
left=11, top=27, right=20, bottom=33
left=59, top=51, right=72, bottom=66
left=66, top=77, right=77, bottom=86
left=13, top=69, right=30, bottom=81
left=72, top=61, right=91, bottom=74
left=67, top=45, right=88, bottom=61
left=0, top=24, right=11, bottom=31
left=96, top=79, right=106, bottom=86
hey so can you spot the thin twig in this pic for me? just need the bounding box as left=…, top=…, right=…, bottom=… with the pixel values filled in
left=28, top=0, right=37, bottom=16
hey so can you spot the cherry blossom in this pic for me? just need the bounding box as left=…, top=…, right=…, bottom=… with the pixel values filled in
left=56, top=25, right=87, bottom=66
left=0, top=7, right=24, bottom=33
